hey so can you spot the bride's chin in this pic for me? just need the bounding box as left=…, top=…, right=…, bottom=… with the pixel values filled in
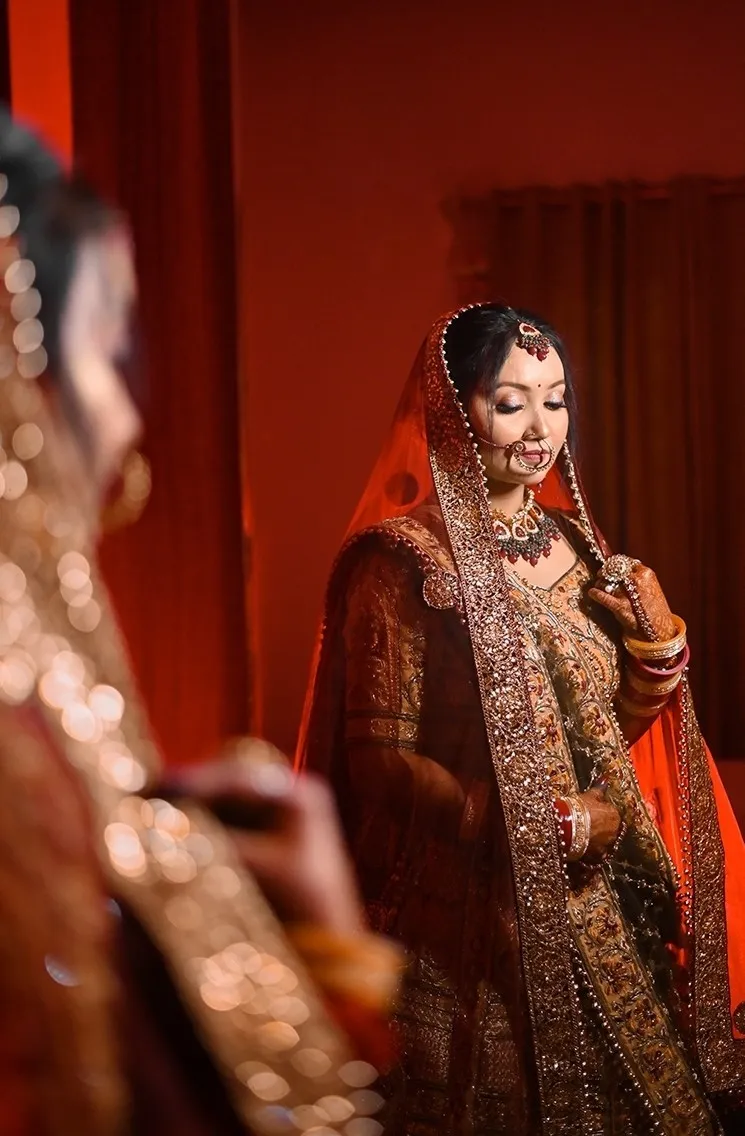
left=491, top=467, right=552, bottom=487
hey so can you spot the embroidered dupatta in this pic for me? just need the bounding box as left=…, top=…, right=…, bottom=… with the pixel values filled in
left=298, top=307, right=745, bottom=1133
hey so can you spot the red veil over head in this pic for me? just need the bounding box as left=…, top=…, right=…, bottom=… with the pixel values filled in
left=299, top=305, right=745, bottom=1115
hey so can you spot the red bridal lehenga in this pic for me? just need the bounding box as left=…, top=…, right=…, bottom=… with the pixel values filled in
left=298, top=307, right=745, bottom=1135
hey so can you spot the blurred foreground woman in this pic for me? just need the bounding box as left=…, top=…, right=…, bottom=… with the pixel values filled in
left=0, top=110, right=399, bottom=1135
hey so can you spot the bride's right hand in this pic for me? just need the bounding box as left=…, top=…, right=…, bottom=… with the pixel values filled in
left=581, top=787, right=622, bottom=857
left=163, top=747, right=365, bottom=937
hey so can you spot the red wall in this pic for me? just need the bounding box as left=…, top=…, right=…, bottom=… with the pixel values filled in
left=238, top=0, right=745, bottom=754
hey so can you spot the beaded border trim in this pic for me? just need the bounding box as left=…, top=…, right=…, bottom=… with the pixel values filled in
left=425, top=308, right=587, bottom=1133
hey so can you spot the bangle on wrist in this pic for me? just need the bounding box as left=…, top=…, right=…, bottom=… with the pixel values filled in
left=623, top=614, right=687, bottom=661
left=618, top=691, right=669, bottom=719
left=554, top=797, right=573, bottom=858
left=626, top=668, right=682, bottom=698
left=631, top=643, right=690, bottom=679
left=556, top=795, right=591, bottom=860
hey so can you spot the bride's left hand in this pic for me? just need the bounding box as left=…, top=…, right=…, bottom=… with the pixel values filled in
left=588, top=562, right=676, bottom=642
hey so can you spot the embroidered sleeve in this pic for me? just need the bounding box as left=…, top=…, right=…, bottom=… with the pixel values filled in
left=343, top=545, right=426, bottom=754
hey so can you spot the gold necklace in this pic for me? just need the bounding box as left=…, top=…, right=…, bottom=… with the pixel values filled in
left=490, top=489, right=562, bottom=566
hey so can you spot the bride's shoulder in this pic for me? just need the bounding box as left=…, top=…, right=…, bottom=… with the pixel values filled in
left=333, top=512, right=461, bottom=613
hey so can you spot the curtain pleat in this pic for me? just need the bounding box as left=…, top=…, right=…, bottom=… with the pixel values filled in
left=69, top=0, right=253, bottom=762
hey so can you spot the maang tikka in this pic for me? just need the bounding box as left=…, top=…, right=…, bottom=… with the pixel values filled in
left=515, top=321, right=551, bottom=361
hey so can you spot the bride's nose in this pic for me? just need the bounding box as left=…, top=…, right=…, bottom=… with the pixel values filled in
left=523, top=407, right=549, bottom=439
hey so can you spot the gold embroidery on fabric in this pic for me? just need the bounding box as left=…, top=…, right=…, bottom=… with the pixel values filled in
left=568, top=874, right=714, bottom=1132
left=0, top=704, right=125, bottom=1132
left=346, top=713, right=419, bottom=749
left=343, top=540, right=427, bottom=755
left=334, top=525, right=538, bottom=1132
left=423, top=314, right=586, bottom=1134
left=682, top=682, right=745, bottom=1092
left=508, top=562, right=713, bottom=1131
left=509, top=561, right=675, bottom=881
left=379, top=517, right=462, bottom=612
left=515, top=556, right=619, bottom=700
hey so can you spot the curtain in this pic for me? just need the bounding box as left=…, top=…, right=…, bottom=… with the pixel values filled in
left=68, top=0, right=253, bottom=762
left=0, top=1, right=9, bottom=106
left=447, top=180, right=745, bottom=758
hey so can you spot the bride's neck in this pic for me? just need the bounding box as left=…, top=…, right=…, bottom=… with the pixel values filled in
left=486, top=480, right=528, bottom=518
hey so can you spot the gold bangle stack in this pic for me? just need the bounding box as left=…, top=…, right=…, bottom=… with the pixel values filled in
left=560, top=795, right=591, bottom=860
left=623, top=615, right=687, bottom=661
left=617, top=691, right=670, bottom=719
left=626, top=668, right=682, bottom=699
left=620, top=614, right=687, bottom=720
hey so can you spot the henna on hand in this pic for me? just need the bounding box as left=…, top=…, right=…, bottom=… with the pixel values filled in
left=589, top=563, right=675, bottom=641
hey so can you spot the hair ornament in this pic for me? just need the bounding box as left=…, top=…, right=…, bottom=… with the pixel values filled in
left=515, top=321, right=551, bottom=362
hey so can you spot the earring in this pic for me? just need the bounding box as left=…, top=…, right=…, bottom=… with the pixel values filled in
left=101, top=450, right=152, bottom=533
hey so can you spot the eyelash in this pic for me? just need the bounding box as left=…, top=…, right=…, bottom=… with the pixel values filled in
left=495, top=400, right=567, bottom=416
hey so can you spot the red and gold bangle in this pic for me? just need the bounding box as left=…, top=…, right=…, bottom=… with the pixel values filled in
left=555, top=795, right=591, bottom=860
left=632, top=643, right=690, bottom=680
left=626, top=667, right=682, bottom=698
left=554, top=797, right=574, bottom=857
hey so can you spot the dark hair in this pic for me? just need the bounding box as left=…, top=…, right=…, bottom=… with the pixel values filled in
left=0, top=106, right=116, bottom=372
left=444, top=304, right=579, bottom=452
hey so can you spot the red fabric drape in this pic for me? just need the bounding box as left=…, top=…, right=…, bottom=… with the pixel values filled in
left=8, top=0, right=71, bottom=161
left=448, top=181, right=745, bottom=758
left=69, top=0, right=252, bottom=762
